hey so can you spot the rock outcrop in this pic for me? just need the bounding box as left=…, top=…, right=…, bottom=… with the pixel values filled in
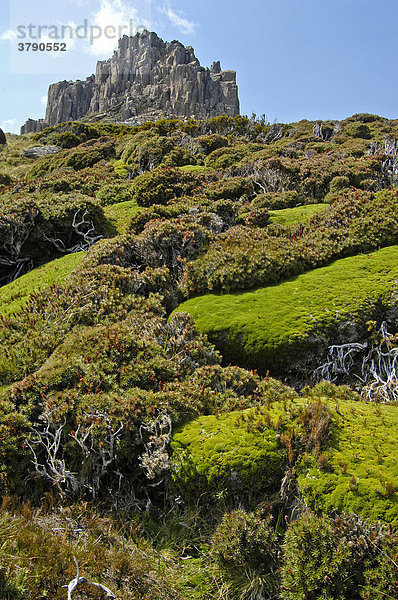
left=21, top=145, right=60, bottom=159
left=0, top=128, right=6, bottom=144
left=21, top=30, right=239, bottom=133
left=21, top=119, right=49, bottom=135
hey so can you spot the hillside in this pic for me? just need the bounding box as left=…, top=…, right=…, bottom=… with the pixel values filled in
left=0, top=112, right=398, bottom=599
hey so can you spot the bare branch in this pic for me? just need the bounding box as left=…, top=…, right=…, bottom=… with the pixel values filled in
left=27, top=414, right=80, bottom=497
left=27, top=411, right=125, bottom=498
left=138, top=412, right=172, bottom=480
left=313, top=321, right=398, bottom=402
left=63, top=556, right=116, bottom=600
left=43, top=208, right=103, bottom=254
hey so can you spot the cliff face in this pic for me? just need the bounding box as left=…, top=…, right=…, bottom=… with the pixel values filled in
left=21, top=31, right=239, bottom=133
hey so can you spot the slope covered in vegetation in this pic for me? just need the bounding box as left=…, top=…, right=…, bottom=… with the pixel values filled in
left=1, top=113, right=398, bottom=599
left=176, top=245, right=398, bottom=377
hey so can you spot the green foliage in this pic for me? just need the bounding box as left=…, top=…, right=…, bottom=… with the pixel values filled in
left=204, top=176, right=253, bottom=201
left=103, top=200, right=140, bottom=234
left=24, top=164, right=116, bottom=196
left=35, top=120, right=133, bottom=146
left=205, top=144, right=262, bottom=169
left=344, top=122, right=372, bottom=139
left=0, top=128, right=6, bottom=145
left=0, top=262, right=225, bottom=496
left=3, top=114, right=398, bottom=598
left=162, top=147, right=197, bottom=167
left=135, top=216, right=213, bottom=278
left=0, top=252, right=85, bottom=316
left=0, top=134, right=43, bottom=179
left=211, top=509, right=281, bottom=599
left=130, top=166, right=202, bottom=206
left=178, top=164, right=210, bottom=173
left=296, top=393, right=398, bottom=525
left=251, top=190, right=303, bottom=210
left=26, top=139, right=115, bottom=178
left=171, top=408, right=286, bottom=504
left=197, top=134, right=229, bottom=154
left=183, top=189, right=398, bottom=294
left=120, top=130, right=174, bottom=169
left=329, top=175, right=351, bottom=193
left=212, top=509, right=279, bottom=568
left=96, top=180, right=135, bottom=205
left=242, top=207, right=270, bottom=228
left=177, top=245, right=398, bottom=375
left=281, top=512, right=397, bottom=600
left=269, top=203, right=328, bottom=226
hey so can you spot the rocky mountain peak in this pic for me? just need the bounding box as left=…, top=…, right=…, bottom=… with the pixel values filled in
left=21, top=30, right=239, bottom=134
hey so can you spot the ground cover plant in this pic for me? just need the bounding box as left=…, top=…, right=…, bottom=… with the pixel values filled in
left=1, top=113, right=398, bottom=599
left=176, top=245, right=398, bottom=379
left=268, top=202, right=329, bottom=226
left=0, top=252, right=85, bottom=316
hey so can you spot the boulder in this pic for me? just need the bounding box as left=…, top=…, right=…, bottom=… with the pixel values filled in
left=21, top=145, right=60, bottom=159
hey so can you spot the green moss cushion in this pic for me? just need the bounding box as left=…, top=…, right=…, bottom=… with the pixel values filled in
left=172, top=387, right=398, bottom=524
left=0, top=252, right=85, bottom=316
left=172, top=409, right=286, bottom=503
left=176, top=245, right=398, bottom=374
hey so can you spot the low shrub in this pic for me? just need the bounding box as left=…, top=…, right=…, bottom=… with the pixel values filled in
left=204, top=176, right=253, bottom=201
left=251, top=190, right=303, bottom=210
left=27, top=139, right=115, bottom=178
left=171, top=408, right=286, bottom=505
left=211, top=509, right=281, bottom=599
left=281, top=512, right=396, bottom=600
left=243, top=207, right=270, bottom=228
left=130, top=166, right=202, bottom=206
left=97, top=181, right=135, bottom=205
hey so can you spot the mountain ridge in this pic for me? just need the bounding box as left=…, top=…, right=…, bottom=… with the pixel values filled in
left=21, top=30, right=240, bottom=134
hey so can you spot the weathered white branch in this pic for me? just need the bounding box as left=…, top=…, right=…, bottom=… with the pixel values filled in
left=63, top=556, right=115, bottom=600
left=43, top=208, right=103, bottom=254
left=27, top=411, right=124, bottom=498
left=27, top=414, right=80, bottom=496
left=138, top=412, right=172, bottom=480
left=313, top=321, right=398, bottom=402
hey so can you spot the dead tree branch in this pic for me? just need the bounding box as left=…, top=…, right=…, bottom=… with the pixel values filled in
left=27, top=414, right=80, bottom=497
left=27, top=411, right=124, bottom=498
left=43, top=208, right=103, bottom=254
left=71, top=413, right=124, bottom=498
left=138, top=412, right=172, bottom=480
left=313, top=321, right=398, bottom=402
left=63, top=556, right=116, bottom=600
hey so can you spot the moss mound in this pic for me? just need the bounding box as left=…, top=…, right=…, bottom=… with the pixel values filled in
left=0, top=252, right=85, bottom=316
left=176, top=245, right=398, bottom=375
left=297, top=392, right=398, bottom=525
left=103, top=200, right=140, bottom=234
left=172, top=385, right=398, bottom=525
left=269, top=202, right=329, bottom=226
left=172, top=408, right=286, bottom=504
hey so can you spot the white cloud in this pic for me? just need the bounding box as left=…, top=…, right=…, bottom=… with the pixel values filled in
left=1, top=29, right=17, bottom=41
left=41, top=95, right=48, bottom=106
left=1, top=119, right=18, bottom=133
left=86, top=0, right=150, bottom=56
left=161, top=2, right=196, bottom=35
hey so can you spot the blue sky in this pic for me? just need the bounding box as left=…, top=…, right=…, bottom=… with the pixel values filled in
left=1, top=0, right=398, bottom=133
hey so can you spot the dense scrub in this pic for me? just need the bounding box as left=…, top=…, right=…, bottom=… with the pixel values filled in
left=1, top=113, right=398, bottom=599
